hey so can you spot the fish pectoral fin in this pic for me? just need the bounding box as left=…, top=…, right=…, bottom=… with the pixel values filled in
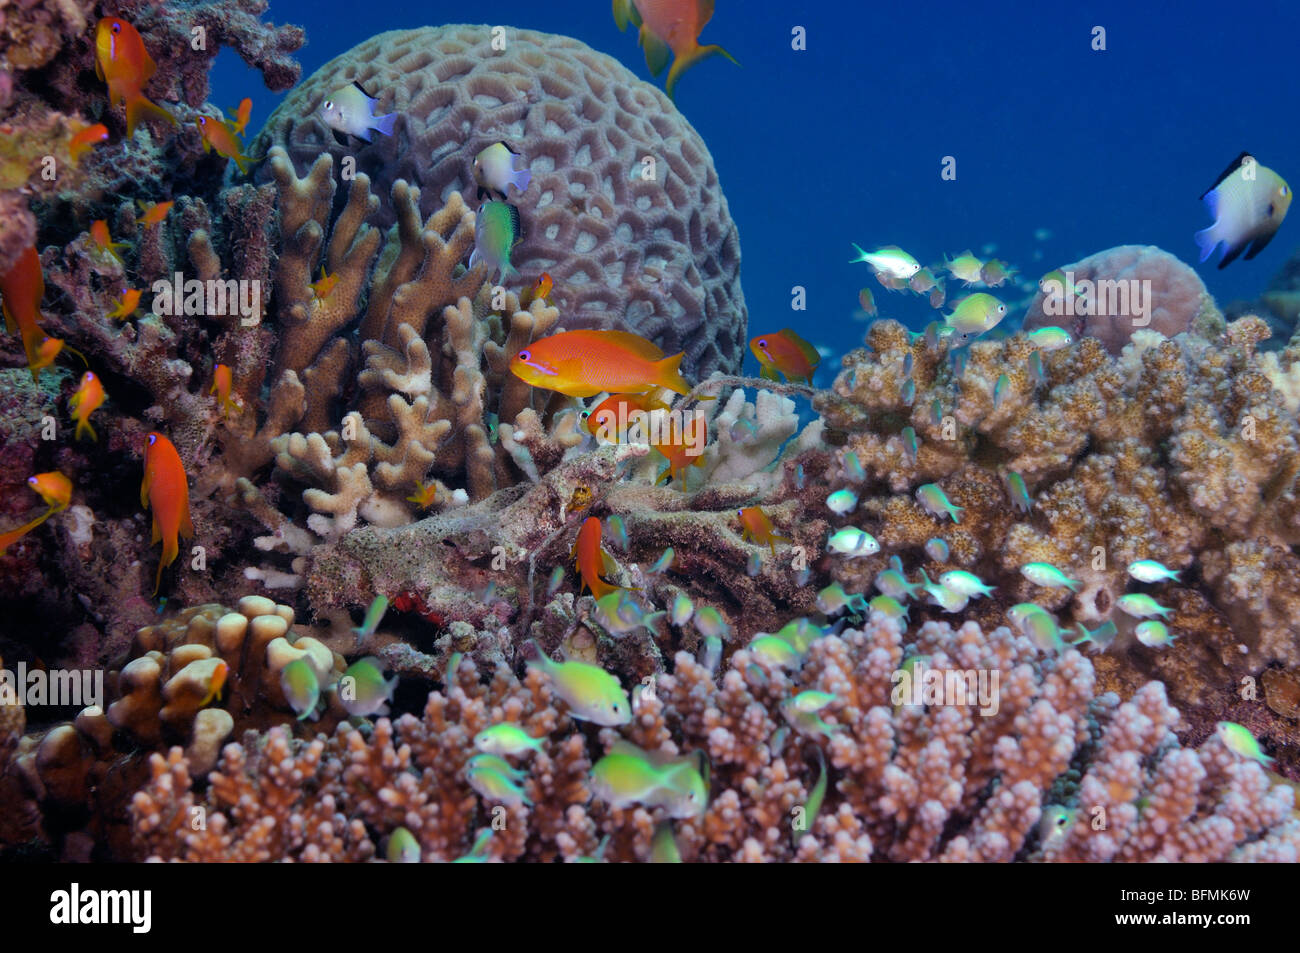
left=1243, top=228, right=1280, bottom=260
left=639, top=25, right=672, bottom=76
left=759, top=365, right=780, bottom=382
left=612, top=0, right=639, bottom=31
left=331, top=129, right=351, bottom=147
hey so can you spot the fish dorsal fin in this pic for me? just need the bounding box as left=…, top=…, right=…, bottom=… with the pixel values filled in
left=502, top=141, right=519, bottom=155
left=1201, top=151, right=1253, bottom=200
left=591, top=329, right=665, bottom=360
left=351, top=79, right=374, bottom=100
left=778, top=328, right=821, bottom=366
left=507, top=203, right=522, bottom=244
left=609, top=739, right=652, bottom=762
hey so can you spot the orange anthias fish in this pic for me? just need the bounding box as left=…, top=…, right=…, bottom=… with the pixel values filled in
left=69, top=123, right=109, bottom=163
left=108, top=288, right=142, bottom=320
left=91, top=220, right=129, bottom=264
left=95, top=17, right=177, bottom=137
left=749, top=328, right=821, bottom=385
left=210, top=363, right=239, bottom=417
left=136, top=200, right=174, bottom=227
left=309, top=266, right=339, bottom=300
left=228, top=98, right=253, bottom=136
left=199, top=659, right=229, bottom=707
left=30, top=335, right=87, bottom=383
left=571, top=516, right=631, bottom=601
left=652, top=415, right=707, bottom=487
left=0, top=472, right=72, bottom=555
left=141, top=432, right=194, bottom=594
left=69, top=371, right=107, bottom=441
left=194, top=115, right=256, bottom=174
left=520, top=272, right=553, bottom=309
left=581, top=392, right=669, bottom=442
left=0, top=246, right=48, bottom=374
left=613, top=0, right=739, bottom=100
left=738, top=506, right=790, bottom=556
left=406, top=481, right=437, bottom=509
left=510, top=329, right=689, bottom=398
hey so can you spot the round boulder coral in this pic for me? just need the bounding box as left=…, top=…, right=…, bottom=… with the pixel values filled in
left=255, top=25, right=747, bottom=378
left=1022, top=245, right=1219, bottom=354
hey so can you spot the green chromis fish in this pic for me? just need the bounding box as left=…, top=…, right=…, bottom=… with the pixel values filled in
left=930, top=397, right=944, bottom=426
left=793, top=747, right=828, bottom=846
left=467, top=763, right=532, bottom=805
left=699, top=634, right=722, bottom=673
left=318, top=82, right=398, bottom=141
left=351, top=594, right=389, bottom=648
left=908, top=267, right=938, bottom=294
left=874, top=568, right=920, bottom=601
left=468, top=752, right=526, bottom=781
left=944, top=293, right=1007, bottom=345
left=469, top=200, right=521, bottom=281
left=524, top=640, right=631, bottom=726
left=452, top=830, right=494, bottom=863
left=1116, top=593, right=1172, bottom=620
left=1021, top=609, right=1066, bottom=654
left=590, top=743, right=708, bottom=818
left=694, top=606, right=730, bottom=640
left=858, top=287, right=877, bottom=316
left=979, top=259, right=1016, bottom=286
left=868, top=594, right=909, bottom=622
left=816, top=582, right=866, bottom=616
left=1007, top=603, right=1050, bottom=629
left=1195, top=152, right=1292, bottom=269
left=900, top=426, right=918, bottom=460
left=280, top=658, right=321, bottom=721
left=993, top=373, right=1011, bottom=409
left=939, top=570, right=995, bottom=598
left=842, top=450, right=866, bottom=483
left=916, top=483, right=963, bottom=523
left=921, top=574, right=969, bottom=613
left=386, top=827, right=421, bottom=863
left=593, top=591, right=663, bottom=636
left=781, top=697, right=841, bottom=739
left=1135, top=620, right=1176, bottom=648
left=1072, top=620, right=1119, bottom=652
left=647, top=547, right=675, bottom=574
left=1216, top=721, right=1274, bottom=766
left=826, top=489, right=858, bottom=515
left=1020, top=562, right=1080, bottom=591
left=1039, top=805, right=1075, bottom=848
left=474, top=723, right=546, bottom=757
left=773, top=617, right=822, bottom=655
left=1028, top=350, right=1046, bottom=386
left=671, top=592, right=694, bottom=626
left=337, top=657, right=397, bottom=718
left=788, top=690, right=835, bottom=714
left=1038, top=269, right=1083, bottom=300
left=900, top=379, right=916, bottom=407
left=607, top=515, right=630, bottom=552
left=828, top=527, right=880, bottom=557
left=747, top=635, right=803, bottom=669
left=1005, top=471, right=1032, bottom=514
left=944, top=250, right=985, bottom=284
left=1026, top=326, right=1074, bottom=351
left=445, top=651, right=464, bottom=686
left=1127, top=559, right=1181, bottom=583
left=924, top=538, right=950, bottom=561
left=547, top=564, right=566, bottom=596
left=849, top=243, right=921, bottom=281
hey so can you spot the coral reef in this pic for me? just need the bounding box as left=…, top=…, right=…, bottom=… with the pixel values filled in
left=257, top=25, right=746, bottom=378
left=129, top=615, right=1299, bottom=862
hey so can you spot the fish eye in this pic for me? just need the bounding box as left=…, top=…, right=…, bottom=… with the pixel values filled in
left=757, top=339, right=768, bottom=348
left=518, top=349, right=530, bottom=361
left=148, top=434, right=157, bottom=446
left=323, top=100, right=333, bottom=110
left=26, top=476, right=36, bottom=486
left=111, top=22, right=121, bottom=32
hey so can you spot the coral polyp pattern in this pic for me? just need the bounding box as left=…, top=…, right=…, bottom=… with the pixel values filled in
left=258, top=25, right=747, bottom=378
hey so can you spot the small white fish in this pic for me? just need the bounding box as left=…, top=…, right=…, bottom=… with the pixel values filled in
left=1127, top=559, right=1180, bottom=583
left=826, top=489, right=858, bottom=515
left=828, top=527, right=879, bottom=557
left=319, top=82, right=398, bottom=142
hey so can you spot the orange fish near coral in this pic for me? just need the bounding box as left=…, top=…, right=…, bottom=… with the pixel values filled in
left=520, top=272, right=553, bottom=309
left=70, top=371, right=106, bottom=441
left=652, top=414, right=707, bottom=487
left=0, top=472, right=72, bottom=555
left=750, top=329, right=820, bottom=385
left=195, top=115, right=256, bottom=174
left=309, top=267, right=339, bottom=300
left=136, top=200, right=174, bottom=227
left=581, top=392, right=670, bottom=442
left=613, top=0, right=739, bottom=100
left=29, top=335, right=86, bottom=383
left=200, top=659, right=229, bottom=707
left=0, top=246, right=48, bottom=375
left=738, top=506, right=790, bottom=556
left=69, top=123, right=109, bottom=163
left=91, top=220, right=128, bottom=264
left=228, top=98, right=253, bottom=136
left=95, top=17, right=177, bottom=137
left=406, top=481, right=437, bottom=509
left=511, top=329, right=689, bottom=398
left=108, top=288, right=142, bottom=320
left=141, top=432, right=194, bottom=594
left=572, top=516, right=631, bottom=601
left=210, top=364, right=238, bottom=417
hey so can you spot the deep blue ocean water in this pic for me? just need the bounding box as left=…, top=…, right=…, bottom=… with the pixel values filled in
left=213, top=0, right=1300, bottom=383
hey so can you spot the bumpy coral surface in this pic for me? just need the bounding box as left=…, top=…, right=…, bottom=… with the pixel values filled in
left=257, top=25, right=746, bottom=378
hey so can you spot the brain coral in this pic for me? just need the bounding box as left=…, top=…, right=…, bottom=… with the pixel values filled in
left=256, top=25, right=747, bottom=378
left=1022, top=245, right=1221, bottom=354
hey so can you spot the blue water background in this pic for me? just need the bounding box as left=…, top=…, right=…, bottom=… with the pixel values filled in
left=213, top=0, right=1300, bottom=382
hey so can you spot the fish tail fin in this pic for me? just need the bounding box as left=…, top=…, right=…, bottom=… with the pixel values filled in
left=951, top=505, right=964, bottom=523
left=1193, top=224, right=1220, bottom=263
left=125, top=95, right=176, bottom=138
left=75, top=418, right=97, bottom=442
left=511, top=168, right=533, bottom=192
left=665, top=43, right=739, bottom=100
left=654, top=352, right=690, bottom=395
left=639, top=25, right=672, bottom=77
left=372, top=112, right=398, bottom=137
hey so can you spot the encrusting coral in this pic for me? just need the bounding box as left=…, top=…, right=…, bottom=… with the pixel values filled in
left=257, top=25, right=747, bottom=379
left=128, top=615, right=1299, bottom=862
